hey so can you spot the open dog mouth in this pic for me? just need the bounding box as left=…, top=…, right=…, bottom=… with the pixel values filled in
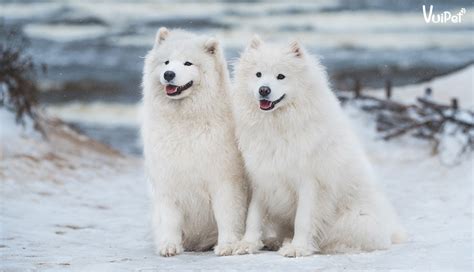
left=259, top=94, right=286, bottom=111
left=165, top=81, right=193, bottom=96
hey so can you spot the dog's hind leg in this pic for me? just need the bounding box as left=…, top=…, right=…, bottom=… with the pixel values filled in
left=321, top=205, right=392, bottom=253
left=261, top=221, right=293, bottom=251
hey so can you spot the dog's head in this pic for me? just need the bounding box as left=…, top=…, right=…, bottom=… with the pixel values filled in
left=234, top=36, right=309, bottom=112
left=146, top=27, right=220, bottom=100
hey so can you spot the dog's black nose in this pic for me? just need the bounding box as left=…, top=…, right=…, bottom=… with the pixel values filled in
left=259, top=86, right=271, bottom=97
left=164, top=71, right=175, bottom=82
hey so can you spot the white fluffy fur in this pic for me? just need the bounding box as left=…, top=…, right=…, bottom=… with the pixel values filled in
left=141, top=28, right=247, bottom=257
left=231, top=36, right=406, bottom=257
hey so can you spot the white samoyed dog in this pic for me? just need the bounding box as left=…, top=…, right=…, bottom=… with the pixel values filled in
left=141, top=28, right=247, bottom=257
left=231, top=36, right=405, bottom=257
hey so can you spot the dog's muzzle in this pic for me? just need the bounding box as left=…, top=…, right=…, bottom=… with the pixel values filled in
left=259, top=94, right=286, bottom=111
left=165, top=81, right=193, bottom=96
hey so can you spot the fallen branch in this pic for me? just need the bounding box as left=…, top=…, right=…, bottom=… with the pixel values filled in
left=337, top=87, right=474, bottom=159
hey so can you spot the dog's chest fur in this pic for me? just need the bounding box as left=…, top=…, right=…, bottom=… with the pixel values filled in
left=152, top=114, right=232, bottom=179
left=239, top=117, right=318, bottom=217
left=240, top=116, right=316, bottom=180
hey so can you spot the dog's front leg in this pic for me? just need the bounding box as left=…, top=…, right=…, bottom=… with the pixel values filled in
left=211, top=182, right=245, bottom=256
left=156, top=197, right=184, bottom=257
left=233, top=191, right=264, bottom=255
left=278, top=181, right=318, bottom=257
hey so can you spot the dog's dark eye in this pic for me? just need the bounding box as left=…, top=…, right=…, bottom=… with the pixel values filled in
left=164, top=60, right=169, bottom=65
left=277, top=74, right=285, bottom=80
left=256, top=72, right=262, bottom=78
left=184, top=61, right=193, bottom=66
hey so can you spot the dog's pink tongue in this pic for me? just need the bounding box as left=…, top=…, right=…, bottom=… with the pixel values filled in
left=165, top=85, right=178, bottom=94
left=260, top=100, right=272, bottom=110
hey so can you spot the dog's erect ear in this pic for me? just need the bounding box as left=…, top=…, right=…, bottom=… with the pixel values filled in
left=204, top=37, right=219, bottom=54
left=248, top=35, right=263, bottom=50
left=289, top=40, right=303, bottom=58
left=155, top=27, right=169, bottom=46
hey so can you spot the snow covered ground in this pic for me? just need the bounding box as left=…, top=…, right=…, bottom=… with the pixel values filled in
left=1, top=67, right=473, bottom=271
left=364, top=65, right=474, bottom=110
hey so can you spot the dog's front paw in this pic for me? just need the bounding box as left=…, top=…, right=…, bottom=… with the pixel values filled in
left=232, top=240, right=263, bottom=255
left=214, top=243, right=235, bottom=256
left=158, top=242, right=183, bottom=257
left=278, top=243, right=314, bottom=258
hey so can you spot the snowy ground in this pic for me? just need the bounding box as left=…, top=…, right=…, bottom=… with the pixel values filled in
left=1, top=67, right=473, bottom=271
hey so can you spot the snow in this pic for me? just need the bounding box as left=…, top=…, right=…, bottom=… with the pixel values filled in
left=0, top=109, right=25, bottom=140
left=1, top=67, right=473, bottom=271
left=364, top=65, right=474, bottom=109
left=45, top=102, right=140, bottom=127
left=23, top=24, right=109, bottom=43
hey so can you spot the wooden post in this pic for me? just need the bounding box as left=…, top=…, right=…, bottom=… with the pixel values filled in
left=354, top=78, right=361, bottom=98
left=385, top=80, right=392, bottom=99
left=425, top=87, right=432, bottom=97
left=451, top=98, right=458, bottom=110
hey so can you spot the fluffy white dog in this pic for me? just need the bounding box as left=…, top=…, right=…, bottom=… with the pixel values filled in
left=231, top=36, right=405, bottom=257
left=141, top=28, right=247, bottom=257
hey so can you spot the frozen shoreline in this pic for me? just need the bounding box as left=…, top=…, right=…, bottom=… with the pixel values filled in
left=2, top=0, right=473, bottom=104
left=1, top=67, right=473, bottom=271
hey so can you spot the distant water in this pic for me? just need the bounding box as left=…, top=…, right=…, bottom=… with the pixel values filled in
left=1, top=0, right=473, bottom=154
